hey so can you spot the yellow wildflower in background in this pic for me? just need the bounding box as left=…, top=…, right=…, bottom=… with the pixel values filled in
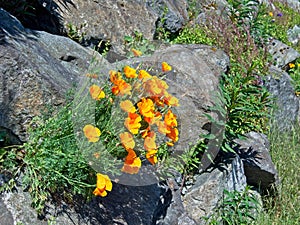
left=269, top=12, right=273, bottom=17
left=289, top=63, right=295, bottom=69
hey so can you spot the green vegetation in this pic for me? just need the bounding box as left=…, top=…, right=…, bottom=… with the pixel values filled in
left=208, top=186, right=261, bottom=224
left=257, top=125, right=300, bottom=224
left=1, top=104, right=96, bottom=214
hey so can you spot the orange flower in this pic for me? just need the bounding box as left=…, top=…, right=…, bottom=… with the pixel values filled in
left=164, top=93, right=179, bottom=106
left=86, top=73, right=98, bottom=79
left=167, top=127, right=179, bottom=143
left=143, top=76, right=168, bottom=97
left=109, top=70, right=122, bottom=84
left=124, top=113, right=142, bottom=134
left=156, top=121, right=171, bottom=135
left=162, top=61, right=172, bottom=72
left=144, top=134, right=157, bottom=151
left=141, top=126, right=151, bottom=138
left=146, top=149, right=158, bottom=165
left=89, top=84, right=105, bottom=100
left=124, top=65, right=137, bottom=78
left=131, top=48, right=142, bottom=56
left=152, top=96, right=165, bottom=107
left=144, top=111, right=162, bottom=125
left=164, top=109, right=177, bottom=127
left=93, top=173, right=112, bottom=197
left=137, top=98, right=155, bottom=118
left=122, top=149, right=141, bottom=174
left=83, top=124, right=101, bottom=142
left=120, top=100, right=136, bottom=113
left=138, top=70, right=152, bottom=81
left=155, top=77, right=169, bottom=90
left=111, top=79, right=132, bottom=96
left=119, top=132, right=135, bottom=150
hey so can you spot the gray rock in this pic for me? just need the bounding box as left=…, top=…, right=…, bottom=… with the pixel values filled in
left=285, top=0, right=300, bottom=12
left=1, top=190, right=47, bottom=225
left=146, top=0, right=188, bottom=33
left=184, top=44, right=230, bottom=75
left=39, top=0, right=158, bottom=54
left=182, top=155, right=247, bottom=224
left=0, top=8, right=105, bottom=141
left=1, top=182, right=164, bottom=225
left=287, top=25, right=300, bottom=46
left=268, top=39, right=300, bottom=68
left=234, top=132, right=279, bottom=192
left=0, top=198, right=14, bottom=225
left=264, top=66, right=299, bottom=130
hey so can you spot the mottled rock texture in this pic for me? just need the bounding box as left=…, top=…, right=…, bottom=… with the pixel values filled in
left=0, top=8, right=105, bottom=141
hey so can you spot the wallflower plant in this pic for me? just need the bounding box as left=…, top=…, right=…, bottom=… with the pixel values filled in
left=73, top=60, right=180, bottom=195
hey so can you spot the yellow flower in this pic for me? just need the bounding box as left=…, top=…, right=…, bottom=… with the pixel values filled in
left=83, top=124, right=101, bottom=142
left=124, top=65, right=137, bottom=78
left=124, top=113, right=142, bottom=134
left=121, top=149, right=141, bottom=174
left=269, top=12, right=273, bottom=17
left=131, top=48, right=143, bottom=56
left=89, top=84, right=105, bottom=100
left=289, top=63, right=295, bottom=69
left=93, top=173, right=112, bottom=197
left=120, top=100, right=136, bottom=113
left=119, top=132, right=135, bottom=150
left=162, top=61, right=172, bottom=72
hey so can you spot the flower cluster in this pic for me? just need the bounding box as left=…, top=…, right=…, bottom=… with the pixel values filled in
left=82, top=61, right=179, bottom=196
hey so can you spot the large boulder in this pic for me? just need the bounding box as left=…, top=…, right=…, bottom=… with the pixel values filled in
left=36, top=0, right=188, bottom=53
left=0, top=8, right=106, bottom=141
left=234, top=132, right=280, bottom=192
left=182, top=155, right=247, bottom=225
left=1, top=181, right=165, bottom=225
left=37, top=0, right=158, bottom=54
left=268, top=39, right=300, bottom=68
left=264, top=65, right=299, bottom=130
